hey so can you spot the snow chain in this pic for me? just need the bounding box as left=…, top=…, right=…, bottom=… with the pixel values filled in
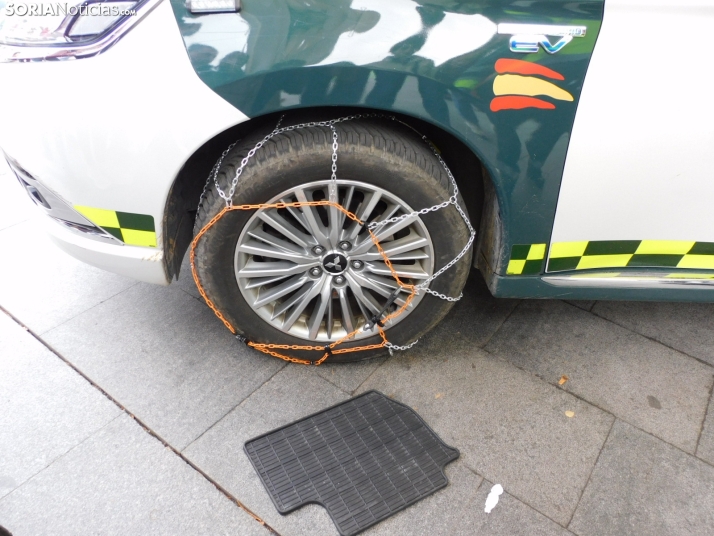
left=191, top=114, right=476, bottom=365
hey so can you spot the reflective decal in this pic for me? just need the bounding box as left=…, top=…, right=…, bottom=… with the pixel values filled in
left=490, top=59, right=572, bottom=112
left=507, top=243, right=547, bottom=275
left=548, top=240, right=714, bottom=272
left=74, top=206, right=156, bottom=247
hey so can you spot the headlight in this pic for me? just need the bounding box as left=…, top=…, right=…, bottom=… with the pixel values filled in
left=0, top=0, right=161, bottom=61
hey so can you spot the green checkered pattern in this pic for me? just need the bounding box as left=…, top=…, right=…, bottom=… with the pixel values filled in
left=506, top=243, right=546, bottom=275
left=74, top=206, right=156, bottom=247
left=547, top=240, right=714, bottom=272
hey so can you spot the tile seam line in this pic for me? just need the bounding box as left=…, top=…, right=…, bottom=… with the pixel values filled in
left=35, top=280, right=140, bottom=337
left=462, top=462, right=575, bottom=531
left=351, top=358, right=389, bottom=395
left=181, top=361, right=288, bottom=451
left=0, top=305, right=281, bottom=536
left=586, top=305, right=714, bottom=371
left=482, top=350, right=714, bottom=468
left=695, top=376, right=714, bottom=455
left=0, top=413, right=123, bottom=505
left=0, top=218, right=31, bottom=233
left=477, top=298, right=523, bottom=349
left=565, top=417, right=616, bottom=529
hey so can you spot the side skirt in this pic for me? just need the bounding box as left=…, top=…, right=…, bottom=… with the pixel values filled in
left=489, top=271, right=714, bottom=302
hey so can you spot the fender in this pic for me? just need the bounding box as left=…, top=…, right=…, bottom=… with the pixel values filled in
left=168, top=0, right=604, bottom=282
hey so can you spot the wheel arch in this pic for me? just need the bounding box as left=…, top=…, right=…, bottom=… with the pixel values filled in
left=162, top=107, right=494, bottom=282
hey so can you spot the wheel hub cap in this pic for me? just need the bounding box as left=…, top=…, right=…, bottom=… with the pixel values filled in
left=322, top=252, right=347, bottom=275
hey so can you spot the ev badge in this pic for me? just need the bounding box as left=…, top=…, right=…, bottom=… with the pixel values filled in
left=323, top=253, right=347, bottom=274
left=497, top=23, right=587, bottom=54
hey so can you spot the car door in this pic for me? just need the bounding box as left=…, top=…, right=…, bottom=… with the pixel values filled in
left=549, top=0, right=714, bottom=276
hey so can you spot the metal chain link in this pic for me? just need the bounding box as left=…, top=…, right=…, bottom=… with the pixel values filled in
left=203, top=113, right=475, bottom=352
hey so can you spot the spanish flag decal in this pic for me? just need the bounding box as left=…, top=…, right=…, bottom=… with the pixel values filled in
left=490, top=59, right=572, bottom=112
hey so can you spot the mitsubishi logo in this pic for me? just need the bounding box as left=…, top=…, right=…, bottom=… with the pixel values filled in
left=323, top=253, right=347, bottom=274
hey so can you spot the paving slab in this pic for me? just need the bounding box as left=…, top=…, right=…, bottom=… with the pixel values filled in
left=0, top=311, right=120, bottom=500
left=0, top=161, right=32, bottom=231
left=593, top=300, right=714, bottom=367
left=184, top=365, right=351, bottom=536
left=42, top=283, right=285, bottom=450
left=356, top=346, right=613, bottom=526
left=697, top=393, right=714, bottom=465
left=485, top=300, right=714, bottom=453
left=0, top=218, right=137, bottom=334
left=310, top=356, right=387, bottom=393
left=569, top=420, right=714, bottom=536
left=418, top=271, right=520, bottom=351
left=366, top=466, right=571, bottom=536
left=0, top=414, right=268, bottom=536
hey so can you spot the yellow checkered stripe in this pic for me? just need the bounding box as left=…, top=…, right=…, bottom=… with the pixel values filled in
left=74, top=206, right=156, bottom=247
left=547, top=240, right=714, bottom=272
left=506, top=243, right=546, bottom=275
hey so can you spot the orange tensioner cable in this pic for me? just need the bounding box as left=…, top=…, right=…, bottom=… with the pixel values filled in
left=190, top=200, right=416, bottom=366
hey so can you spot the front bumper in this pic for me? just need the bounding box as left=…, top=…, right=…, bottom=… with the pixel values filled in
left=0, top=0, right=247, bottom=284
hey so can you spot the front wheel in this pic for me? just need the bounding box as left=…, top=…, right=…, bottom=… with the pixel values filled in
left=192, top=119, right=472, bottom=362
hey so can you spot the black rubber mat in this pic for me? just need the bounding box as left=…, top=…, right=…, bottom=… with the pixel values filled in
left=244, top=390, right=459, bottom=536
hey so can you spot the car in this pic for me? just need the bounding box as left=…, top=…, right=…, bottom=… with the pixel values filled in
left=1, top=0, right=713, bottom=363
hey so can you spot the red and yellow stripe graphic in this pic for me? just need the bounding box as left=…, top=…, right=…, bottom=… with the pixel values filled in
left=490, top=59, right=573, bottom=112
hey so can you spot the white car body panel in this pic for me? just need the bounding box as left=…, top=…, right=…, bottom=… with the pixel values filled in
left=0, top=1, right=247, bottom=284
left=550, top=0, right=714, bottom=253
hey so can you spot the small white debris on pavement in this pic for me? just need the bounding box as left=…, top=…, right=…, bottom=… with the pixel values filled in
left=484, top=484, right=504, bottom=513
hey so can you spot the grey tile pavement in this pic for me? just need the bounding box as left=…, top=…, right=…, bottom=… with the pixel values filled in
left=41, top=282, right=286, bottom=450
left=0, top=218, right=137, bottom=335
left=593, top=300, right=714, bottom=367
left=0, top=311, right=120, bottom=500
left=366, top=468, right=572, bottom=536
left=485, top=300, right=714, bottom=453
left=0, top=414, right=268, bottom=536
left=184, top=365, right=350, bottom=535
left=569, top=420, right=714, bottom=536
left=355, top=346, right=614, bottom=526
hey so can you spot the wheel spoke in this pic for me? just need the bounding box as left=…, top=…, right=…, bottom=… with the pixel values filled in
left=294, top=188, right=331, bottom=248
left=347, top=270, right=408, bottom=307
left=236, top=260, right=310, bottom=279
left=258, top=210, right=315, bottom=248
left=365, top=261, right=430, bottom=280
left=281, top=197, right=311, bottom=233
left=343, top=191, right=382, bottom=241
left=254, top=275, right=308, bottom=308
left=247, top=227, right=308, bottom=255
left=282, top=279, right=324, bottom=331
left=345, top=273, right=382, bottom=315
left=326, top=291, right=334, bottom=339
left=328, top=204, right=340, bottom=248
left=350, top=230, right=429, bottom=258
left=368, top=213, right=417, bottom=243
left=338, top=287, right=355, bottom=333
left=237, top=239, right=314, bottom=264
left=338, top=186, right=355, bottom=230
left=307, top=281, right=332, bottom=339
left=244, top=274, right=295, bottom=289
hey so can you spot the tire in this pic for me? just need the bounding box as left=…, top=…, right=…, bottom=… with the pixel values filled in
left=193, top=118, right=472, bottom=362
